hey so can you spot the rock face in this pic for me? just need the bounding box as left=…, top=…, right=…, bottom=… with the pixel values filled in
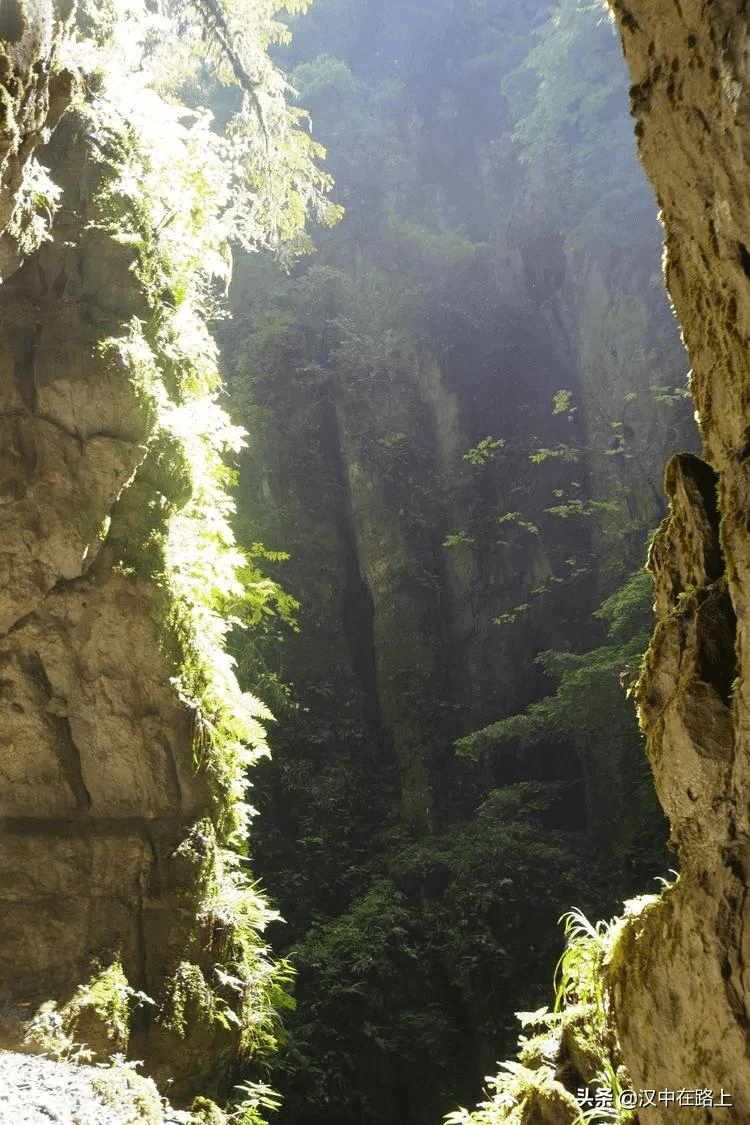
left=605, top=3, right=750, bottom=1120
left=0, top=9, right=269, bottom=1105
left=0, top=103, right=211, bottom=1066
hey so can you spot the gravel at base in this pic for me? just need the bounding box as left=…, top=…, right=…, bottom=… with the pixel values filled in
left=0, top=1051, right=194, bottom=1125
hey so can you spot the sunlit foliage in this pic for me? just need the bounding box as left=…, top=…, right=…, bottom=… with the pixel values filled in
left=443, top=905, right=635, bottom=1125
left=51, top=0, right=341, bottom=1114
left=71, top=0, right=341, bottom=263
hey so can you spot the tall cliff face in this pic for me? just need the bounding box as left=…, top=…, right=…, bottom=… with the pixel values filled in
left=232, top=3, right=693, bottom=850
left=603, top=3, right=750, bottom=1119
left=0, top=7, right=290, bottom=1108
left=0, top=116, right=217, bottom=1087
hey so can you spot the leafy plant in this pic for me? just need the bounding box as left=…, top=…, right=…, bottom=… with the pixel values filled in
left=456, top=566, right=652, bottom=759
left=25, top=961, right=152, bottom=1063
left=529, top=444, right=580, bottom=465
left=443, top=530, right=476, bottom=548
left=553, top=389, right=576, bottom=416
left=442, top=904, right=636, bottom=1125
left=463, top=436, right=506, bottom=466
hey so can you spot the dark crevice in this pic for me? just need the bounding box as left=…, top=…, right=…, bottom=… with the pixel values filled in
left=666, top=452, right=723, bottom=582
left=19, top=652, right=92, bottom=814
left=4, top=609, right=37, bottom=637
left=11, top=323, right=42, bottom=414
left=679, top=452, right=720, bottom=528
left=130, top=897, right=151, bottom=1033
left=696, top=582, right=737, bottom=707
left=739, top=241, right=750, bottom=279
left=619, top=6, right=641, bottom=34
left=157, top=733, right=183, bottom=810
left=52, top=714, right=93, bottom=815
left=717, top=871, right=750, bottom=1034
left=132, top=831, right=158, bottom=1030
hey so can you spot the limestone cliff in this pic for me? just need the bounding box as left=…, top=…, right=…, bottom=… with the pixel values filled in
left=0, top=107, right=218, bottom=1097
left=601, top=2, right=750, bottom=1121
left=0, top=3, right=289, bottom=1110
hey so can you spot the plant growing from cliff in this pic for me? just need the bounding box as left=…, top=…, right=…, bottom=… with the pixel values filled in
left=442, top=382, right=656, bottom=633
left=84, top=5, right=329, bottom=841
left=464, top=436, right=506, bottom=466
left=554, top=909, right=613, bottom=1014
left=9, top=157, right=63, bottom=250
left=24, top=961, right=153, bottom=1064
left=44, top=0, right=342, bottom=1111
left=443, top=906, right=635, bottom=1125
left=73, top=0, right=341, bottom=264
left=456, top=560, right=668, bottom=887
left=457, top=567, right=651, bottom=758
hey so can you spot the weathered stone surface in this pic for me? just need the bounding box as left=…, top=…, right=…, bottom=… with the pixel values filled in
left=0, top=88, right=228, bottom=1100
left=608, top=884, right=746, bottom=1119
left=0, top=578, right=202, bottom=821
left=0, top=834, right=152, bottom=994
left=606, top=2, right=750, bottom=1118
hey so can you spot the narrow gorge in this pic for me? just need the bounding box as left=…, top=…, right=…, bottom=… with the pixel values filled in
left=0, top=2, right=746, bottom=1124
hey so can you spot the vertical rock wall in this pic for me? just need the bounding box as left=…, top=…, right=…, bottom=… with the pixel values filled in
left=0, top=106, right=214, bottom=1073
left=605, top=3, right=750, bottom=1119
left=0, top=11, right=272, bottom=1104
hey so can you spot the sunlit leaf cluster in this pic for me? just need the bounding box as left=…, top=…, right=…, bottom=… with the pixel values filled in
left=443, top=906, right=635, bottom=1125
left=72, top=0, right=341, bottom=269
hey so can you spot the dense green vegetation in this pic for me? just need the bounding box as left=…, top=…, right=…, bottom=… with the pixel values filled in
left=204, top=1, right=698, bottom=1124
left=49, top=1, right=341, bottom=1117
